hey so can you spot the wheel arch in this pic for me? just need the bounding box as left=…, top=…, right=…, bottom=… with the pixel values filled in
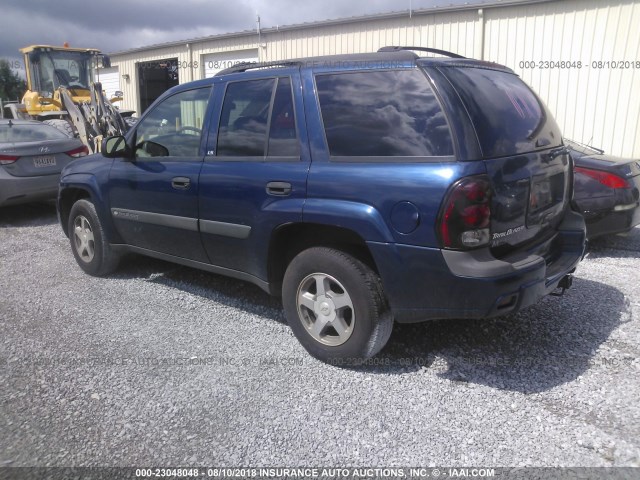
left=59, top=187, right=92, bottom=237
left=58, top=174, right=117, bottom=242
left=266, top=222, right=380, bottom=295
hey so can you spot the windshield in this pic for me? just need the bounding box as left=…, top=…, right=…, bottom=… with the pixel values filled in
left=29, top=50, right=96, bottom=94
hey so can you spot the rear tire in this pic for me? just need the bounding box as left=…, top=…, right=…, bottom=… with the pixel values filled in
left=68, top=199, right=119, bottom=276
left=282, top=247, right=393, bottom=365
left=43, top=119, right=75, bottom=138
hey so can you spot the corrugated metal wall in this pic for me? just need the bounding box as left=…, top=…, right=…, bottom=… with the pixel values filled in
left=263, top=10, right=480, bottom=60
left=112, top=0, right=640, bottom=157
left=484, top=0, right=640, bottom=159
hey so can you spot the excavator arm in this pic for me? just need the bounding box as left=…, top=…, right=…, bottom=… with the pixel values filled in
left=57, top=82, right=129, bottom=154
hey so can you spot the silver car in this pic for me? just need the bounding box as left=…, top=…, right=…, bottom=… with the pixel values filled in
left=0, top=119, right=87, bottom=206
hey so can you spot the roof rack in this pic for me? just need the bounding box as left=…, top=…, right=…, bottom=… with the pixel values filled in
left=216, top=60, right=302, bottom=76
left=377, top=46, right=466, bottom=59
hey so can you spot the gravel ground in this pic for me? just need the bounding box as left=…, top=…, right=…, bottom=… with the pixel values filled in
left=0, top=202, right=639, bottom=467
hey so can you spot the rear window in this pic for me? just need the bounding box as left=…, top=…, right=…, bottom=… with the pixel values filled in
left=0, top=123, right=68, bottom=143
left=442, top=67, right=562, bottom=158
left=316, top=69, right=454, bottom=158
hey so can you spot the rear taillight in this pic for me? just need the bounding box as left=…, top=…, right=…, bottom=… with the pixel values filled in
left=438, top=175, right=492, bottom=249
left=574, top=166, right=630, bottom=189
left=66, top=146, right=89, bottom=158
left=0, top=154, right=19, bottom=165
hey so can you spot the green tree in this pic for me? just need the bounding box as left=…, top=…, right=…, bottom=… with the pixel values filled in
left=0, top=59, right=27, bottom=101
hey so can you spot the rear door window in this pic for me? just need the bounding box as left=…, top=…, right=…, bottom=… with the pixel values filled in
left=315, top=69, right=454, bottom=159
left=441, top=67, right=562, bottom=158
left=267, top=77, right=299, bottom=157
left=217, top=79, right=274, bottom=157
left=216, top=77, right=300, bottom=158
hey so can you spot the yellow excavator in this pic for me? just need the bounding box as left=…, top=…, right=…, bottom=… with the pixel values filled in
left=1, top=44, right=136, bottom=153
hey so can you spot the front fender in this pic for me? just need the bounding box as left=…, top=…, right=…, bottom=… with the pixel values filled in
left=58, top=173, right=119, bottom=243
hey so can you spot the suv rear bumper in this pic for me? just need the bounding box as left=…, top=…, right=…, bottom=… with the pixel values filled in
left=368, top=210, right=586, bottom=323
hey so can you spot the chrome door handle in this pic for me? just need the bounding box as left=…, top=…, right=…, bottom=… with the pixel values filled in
left=172, top=177, right=191, bottom=190
left=266, top=181, right=292, bottom=196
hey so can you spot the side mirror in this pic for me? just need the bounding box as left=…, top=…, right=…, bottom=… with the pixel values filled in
left=101, top=136, right=131, bottom=158
left=138, top=140, right=169, bottom=157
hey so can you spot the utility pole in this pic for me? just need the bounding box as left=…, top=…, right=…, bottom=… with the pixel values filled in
left=257, top=14, right=262, bottom=45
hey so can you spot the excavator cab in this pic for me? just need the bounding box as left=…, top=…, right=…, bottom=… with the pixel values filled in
left=20, top=46, right=108, bottom=116
left=10, top=45, right=134, bottom=153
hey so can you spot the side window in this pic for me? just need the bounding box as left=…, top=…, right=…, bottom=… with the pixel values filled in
left=315, top=70, right=454, bottom=158
left=216, top=77, right=300, bottom=158
left=217, top=79, right=274, bottom=157
left=268, top=77, right=300, bottom=157
left=135, top=87, right=211, bottom=159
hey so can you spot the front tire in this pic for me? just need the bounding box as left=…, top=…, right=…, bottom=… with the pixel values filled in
left=282, top=247, right=393, bottom=365
left=68, top=199, right=119, bottom=276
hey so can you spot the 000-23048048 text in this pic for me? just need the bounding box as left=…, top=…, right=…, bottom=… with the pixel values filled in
left=518, top=60, right=640, bottom=69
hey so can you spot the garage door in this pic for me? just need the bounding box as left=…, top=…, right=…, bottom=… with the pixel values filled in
left=97, top=67, right=120, bottom=100
left=202, top=50, right=259, bottom=78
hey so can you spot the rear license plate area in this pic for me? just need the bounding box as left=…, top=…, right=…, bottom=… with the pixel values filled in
left=528, top=172, right=565, bottom=224
left=530, top=173, right=564, bottom=212
left=33, top=156, right=57, bottom=168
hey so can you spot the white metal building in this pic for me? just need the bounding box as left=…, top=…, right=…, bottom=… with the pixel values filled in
left=107, top=0, right=640, bottom=157
left=96, top=66, right=121, bottom=99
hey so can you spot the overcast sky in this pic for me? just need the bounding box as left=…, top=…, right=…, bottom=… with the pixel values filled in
left=1, top=0, right=513, bottom=72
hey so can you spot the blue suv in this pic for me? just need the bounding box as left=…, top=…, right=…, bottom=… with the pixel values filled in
left=58, top=47, right=586, bottom=363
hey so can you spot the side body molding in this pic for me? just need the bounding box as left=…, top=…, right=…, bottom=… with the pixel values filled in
left=109, top=208, right=252, bottom=239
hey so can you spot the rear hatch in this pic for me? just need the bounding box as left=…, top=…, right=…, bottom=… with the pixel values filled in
left=439, top=64, right=570, bottom=255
